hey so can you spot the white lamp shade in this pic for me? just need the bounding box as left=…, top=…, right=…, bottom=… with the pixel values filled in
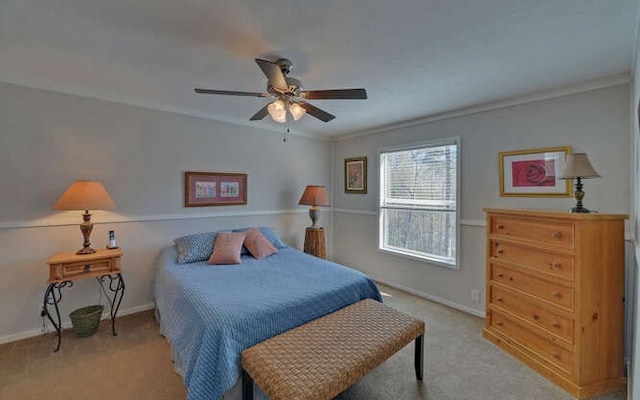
left=267, top=100, right=287, bottom=123
left=559, top=153, right=601, bottom=179
left=289, top=103, right=306, bottom=121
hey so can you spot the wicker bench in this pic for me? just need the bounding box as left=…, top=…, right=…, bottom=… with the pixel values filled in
left=241, top=299, right=425, bottom=400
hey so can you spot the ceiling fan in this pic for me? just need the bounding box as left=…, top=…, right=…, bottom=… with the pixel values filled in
left=194, top=58, right=367, bottom=123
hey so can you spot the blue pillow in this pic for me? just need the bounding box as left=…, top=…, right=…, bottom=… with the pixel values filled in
left=174, top=231, right=222, bottom=264
left=232, top=227, right=287, bottom=255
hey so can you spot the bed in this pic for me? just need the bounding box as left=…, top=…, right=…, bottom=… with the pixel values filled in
left=153, top=228, right=382, bottom=400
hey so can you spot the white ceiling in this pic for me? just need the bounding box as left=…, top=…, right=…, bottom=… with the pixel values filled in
left=0, top=0, right=637, bottom=139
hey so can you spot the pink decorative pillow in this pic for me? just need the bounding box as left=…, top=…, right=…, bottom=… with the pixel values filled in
left=244, top=228, right=278, bottom=260
left=207, top=232, right=246, bottom=265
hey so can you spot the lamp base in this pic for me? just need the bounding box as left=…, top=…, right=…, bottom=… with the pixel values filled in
left=568, top=178, right=592, bottom=214
left=309, top=207, right=319, bottom=228
left=76, top=211, right=96, bottom=255
left=569, top=206, right=591, bottom=214
left=76, top=246, right=97, bottom=255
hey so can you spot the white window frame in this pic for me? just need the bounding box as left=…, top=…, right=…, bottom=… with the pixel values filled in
left=378, top=137, right=461, bottom=269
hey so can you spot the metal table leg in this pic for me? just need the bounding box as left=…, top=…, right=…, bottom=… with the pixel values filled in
left=97, top=273, right=125, bottom=336
left=414, top=334, right=424, bottom=380
left=42, top=281, right=73, bottom=352
left=242, top=369, right=254, bottom=400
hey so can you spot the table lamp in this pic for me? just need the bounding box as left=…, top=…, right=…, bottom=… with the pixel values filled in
left=298, top=185, right=330, bottom=228
left=558, top=153, right=600, bottom=213
left=53, top=181, right=116, bottom=254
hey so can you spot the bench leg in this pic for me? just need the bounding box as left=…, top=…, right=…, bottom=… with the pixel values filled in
left=242, top=369, right=254, bottom=400
left=414, top=334, right=424, bottom=380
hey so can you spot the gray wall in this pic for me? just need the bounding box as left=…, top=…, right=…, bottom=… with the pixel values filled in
left=0, top=82, right=332, bottom=342
left=0, top=80, right=633, bottom=354
left=332, top=84, right=632, bottom=316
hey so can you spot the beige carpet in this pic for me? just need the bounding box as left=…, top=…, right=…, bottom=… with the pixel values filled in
left=0, top=283, right=627, bottom=400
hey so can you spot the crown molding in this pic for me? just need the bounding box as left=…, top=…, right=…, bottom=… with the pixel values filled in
left=0, top=77, right=328, bottom=141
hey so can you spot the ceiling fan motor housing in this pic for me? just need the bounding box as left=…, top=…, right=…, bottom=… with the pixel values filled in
left=267, top=77, right=301, bottom=96
left=276, top=58, right=293, bottom=75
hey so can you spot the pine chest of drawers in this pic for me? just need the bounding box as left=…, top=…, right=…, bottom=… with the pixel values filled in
left=483, top=208, right=627, bottom=398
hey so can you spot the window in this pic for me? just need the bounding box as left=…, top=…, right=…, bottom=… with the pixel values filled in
left=379, top=138, right=459, bottom=268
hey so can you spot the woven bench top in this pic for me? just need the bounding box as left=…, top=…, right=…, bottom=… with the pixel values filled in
left=242, top=298, right=425, bottom=400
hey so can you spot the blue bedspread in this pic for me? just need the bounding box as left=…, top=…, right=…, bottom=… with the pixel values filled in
left=153, top=246, right=382, bottom=400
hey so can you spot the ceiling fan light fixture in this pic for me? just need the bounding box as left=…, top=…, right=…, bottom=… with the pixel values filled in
left=289, top=102, right=306, bottom=121
left=267, top=99, right=287, bottom=123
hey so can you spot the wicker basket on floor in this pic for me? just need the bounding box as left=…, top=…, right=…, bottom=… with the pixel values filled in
left=69, top=305, right=104, bottom=338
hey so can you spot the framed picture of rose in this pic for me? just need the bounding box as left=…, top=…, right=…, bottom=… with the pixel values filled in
left=499, top=146, right=572, bottom=197
left=344, top=157, right=367, bottom=194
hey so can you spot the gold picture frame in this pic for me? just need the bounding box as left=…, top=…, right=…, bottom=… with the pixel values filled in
left=499, top=146, right=572, bottom=197
left=344, top=157, right=367, bottom=194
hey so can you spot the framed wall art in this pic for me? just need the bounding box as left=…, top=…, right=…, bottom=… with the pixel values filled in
left=184, top=171, right=247, bottom=207
left=344, top=157, right=367, bottom=194
left=499, top=146, right=572, bottom=197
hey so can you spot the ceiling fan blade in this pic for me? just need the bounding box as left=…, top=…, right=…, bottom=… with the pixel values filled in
left=249, top=105, right=269, bottom=121
left=194, top=88, right=269, bottom=97
left=298, top=101, right=336, bottom=122
left=299, top=88, right=367, bottom=100
left=255, top=59, right=288, bottom=92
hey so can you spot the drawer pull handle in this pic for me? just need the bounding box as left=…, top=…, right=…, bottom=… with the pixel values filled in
left=551, top=291, right=562, bottom=298
left=551, top=353, right=561, bottom=359
left=552, top=232, right=562, bottom=239
left=496, top=297, right=504, bottom=303
left=496, top=224, right=504, bottom=230
left=496, top=249, right=504, bottom=255
left=496, top=272, right=504, bottom=278
left=532, top=314, right=539, bottom=320
left=551, top=321, right=561, bottom=328
left=549, top=262, right=561, bottom=268
left=496, top=322, right=504, bottom=327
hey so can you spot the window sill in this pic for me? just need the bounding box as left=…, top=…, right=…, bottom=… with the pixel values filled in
left=377, top=247, right=459, bottom=270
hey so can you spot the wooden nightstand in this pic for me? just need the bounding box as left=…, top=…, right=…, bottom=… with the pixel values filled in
left=43, top=248, right=125, bottom=352
left=303, top=227, right=326, bottom=259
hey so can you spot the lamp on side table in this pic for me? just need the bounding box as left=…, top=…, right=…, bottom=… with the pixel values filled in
left=53, top=181, right=116, bottom=255
left=299, top=185, right=329, bottom=258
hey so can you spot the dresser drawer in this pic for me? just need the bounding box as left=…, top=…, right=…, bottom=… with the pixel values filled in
left=491, top=264, right=573, bottom=310
left=490, top=216, right=574, bottom=248
left=66, top=260, right=112, bottom=275
left=490, top=285, right=573, bottom=343
left=490, top=311, right=573, bottom=374
left=49, top=259, right=118, bottom=281
left=490, top=241, right=574, bottom=281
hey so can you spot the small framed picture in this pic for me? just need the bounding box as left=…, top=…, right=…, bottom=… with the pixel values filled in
left=499, top=146, right=572, bottom=197
left=184, top=171, right=247, bottom=207
left=344, top=157, right=367, bottom=194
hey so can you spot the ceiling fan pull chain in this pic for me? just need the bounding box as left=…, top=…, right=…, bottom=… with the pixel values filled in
left=283, top=120, right=290, bottom=143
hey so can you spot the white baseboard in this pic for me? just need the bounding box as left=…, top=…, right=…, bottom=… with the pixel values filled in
left=373, top=277, right=486, bottom=318
left=0, top=302, right=155, bottom=345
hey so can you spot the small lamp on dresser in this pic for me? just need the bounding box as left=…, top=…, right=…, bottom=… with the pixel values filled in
left=53, top=180, right=116, bottom=255
left=298, top=185, right=330, bottom=227
left=558, top=153, right=600, bottom=213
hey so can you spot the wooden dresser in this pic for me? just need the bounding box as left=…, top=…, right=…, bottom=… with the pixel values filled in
left=483, top=208, right=627, bottom=398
